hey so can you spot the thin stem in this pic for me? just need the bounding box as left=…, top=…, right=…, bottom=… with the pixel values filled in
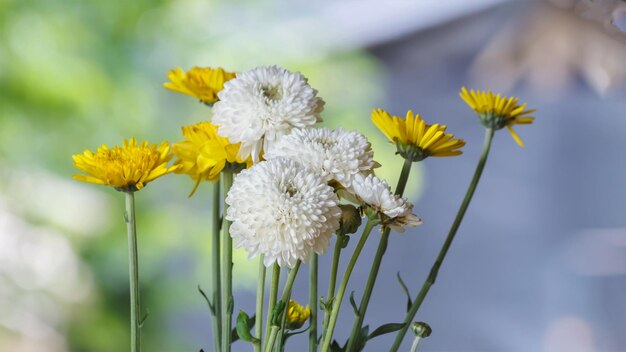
left=409, top=336, right=422, bottom=352
left=321, top=233, right=344, bottom=343
left=255, top=257, right=267, bottom=352
left=320, top=220, right=376, bottom=352
left=309, top=255, right=318, bottom=352
left=394, top=157, right=413, bottom=197
left=124, top=191, right=141, bottom=352
left=211, top=181, right=222, bottom=352
left=264, top=327, right=280, bottom=352
left=221, top=171, right=234, bottom=352
left=345, top=158, right=412, bottom=352
left=390, top=128, right=495, bottom=351
left=266, top=261, right=302, bottom=352
left=264, top=263, right=281, bottom=350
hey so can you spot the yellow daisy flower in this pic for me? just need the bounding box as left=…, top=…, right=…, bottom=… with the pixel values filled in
left=72, top=138, right=179, bottom=192
left=459, top=87, right=535, bottom=147
left=372, top=109, right=465, bottom=162
left=172, top=121, right=251, bottom=196
left=285, top=300, right=310, bottom=330
left=164, top=67, right=236, bottom=105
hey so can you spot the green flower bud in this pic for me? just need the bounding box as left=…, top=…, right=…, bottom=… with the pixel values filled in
left=412, top=322, right=432, bottom=338
left=338, top=204, right=362, bottom=235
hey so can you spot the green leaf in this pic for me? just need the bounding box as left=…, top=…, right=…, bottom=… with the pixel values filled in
left=320, top=296, right=335, bottom=312
left=367, top=322, right=406, bottom=340
left=197, top=285, right=215, bottom=315
left=338, top=234, right=350, bottom=249
left=139, top=310, right=150, bottom=328
left=232, top=313, right=255, bottom=342
left=235, top=311, right=259, bottom=344
left=349, top=291, right=360, bottom=317
left=330, top=340, right=346, bottom=352
left=351, top=325, right=370, bottom=352
left=271, top=300, right=286, bottom=326
left=396, top=272, right=413, bottom=312
left=283, top=325, right=310, bottom=348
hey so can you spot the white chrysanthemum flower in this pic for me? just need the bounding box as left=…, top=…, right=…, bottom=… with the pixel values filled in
left=212, top=65, right=325, bottom=162
left=225, top=158, right=341, bottom=268
left=264, top=127, right=379, bottom=188
left=351, top=173, right=422, bottom=232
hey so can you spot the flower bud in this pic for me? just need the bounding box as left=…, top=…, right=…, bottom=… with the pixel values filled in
left=285, top=300, right=310, bottom=330
left=411, top=322, right=432, bottom=338
left=338, top=204, right=362, bottom=236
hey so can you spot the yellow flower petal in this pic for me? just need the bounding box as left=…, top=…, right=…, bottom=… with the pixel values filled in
left=164, top=66, right=236, bottom=104
left=72, top=138, right=177, bottom=191
left=372, top=109, right=464, bottom=161
left=460, top=87, right=535, bottom=147
left=171, top=121, right=251, bottom=195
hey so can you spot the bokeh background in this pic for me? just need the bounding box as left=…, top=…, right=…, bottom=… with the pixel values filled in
left=1, top=0, right=626, bottom=351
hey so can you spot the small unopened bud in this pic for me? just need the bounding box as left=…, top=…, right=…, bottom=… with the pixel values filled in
left=412, top=322, right=432, bottom=338
left=338, top=204, right=362, bottom=235
left=285, top=300, right=310, bottom=330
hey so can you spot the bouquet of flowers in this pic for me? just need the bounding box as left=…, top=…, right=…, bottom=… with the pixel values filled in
left=72, top=65, right=534, bottom=351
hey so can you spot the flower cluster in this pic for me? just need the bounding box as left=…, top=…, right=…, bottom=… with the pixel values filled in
left=72, top=60, right=537, bottom=352
left=214, top=66, right=423, bottom=267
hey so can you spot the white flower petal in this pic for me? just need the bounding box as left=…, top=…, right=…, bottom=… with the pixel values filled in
left=226, top=158, right=341, bottom=268
left=351, top=173, right=422, bottom=231
left=265, top=127, right=377, bottom=188
left=212, top=66, right=324, bottom=162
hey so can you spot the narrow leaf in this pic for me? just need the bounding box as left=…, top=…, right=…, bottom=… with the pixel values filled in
left=396, top=272, right=413, bottom=312
left=367, top=322, right=406, bottom=340
left=139, top=310, right=150, bottom=327
left=283, top=325, right=310, bottom=344
left=197, top=285, right=215, bottom=314
left=349, top=291, right=360, bottom=317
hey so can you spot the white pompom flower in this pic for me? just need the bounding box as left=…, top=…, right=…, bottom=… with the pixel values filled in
left=212, top=65, right=325, bottom=162
left=351, top=173, right=422, bottom=232
left=225, top=158, right=341, bottom=268
left=264, top=127, right=379, bottom=189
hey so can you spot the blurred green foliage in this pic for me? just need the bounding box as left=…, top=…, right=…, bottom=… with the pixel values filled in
left=0, top=0, right=424, bottom=350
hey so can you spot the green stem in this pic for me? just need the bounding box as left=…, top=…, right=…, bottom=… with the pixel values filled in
left=266, top=261, right=302, bottom=352
left=321, top=233, right=344, bottom=344
left=264, top=263, right=281, bottom=350
left=345, top=158, right=412, bottom=352
left=255, top=257, right=267, bottom=352
left=409, top=336, right=422, bottom=352
left=309, top=255, right=318, bottom=352
left=221, top=171, right=234, bottom=352
left=394, top=157, right=413, bottom=197
left=390, top=128, right=495, bottom=351
left=265, top=327, right=280, bottom=352
left=320, top=220, right=376, bottom=352
left=124, top=191, right=141, bottom=352
left=211, top=181, right=222, bottom=352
